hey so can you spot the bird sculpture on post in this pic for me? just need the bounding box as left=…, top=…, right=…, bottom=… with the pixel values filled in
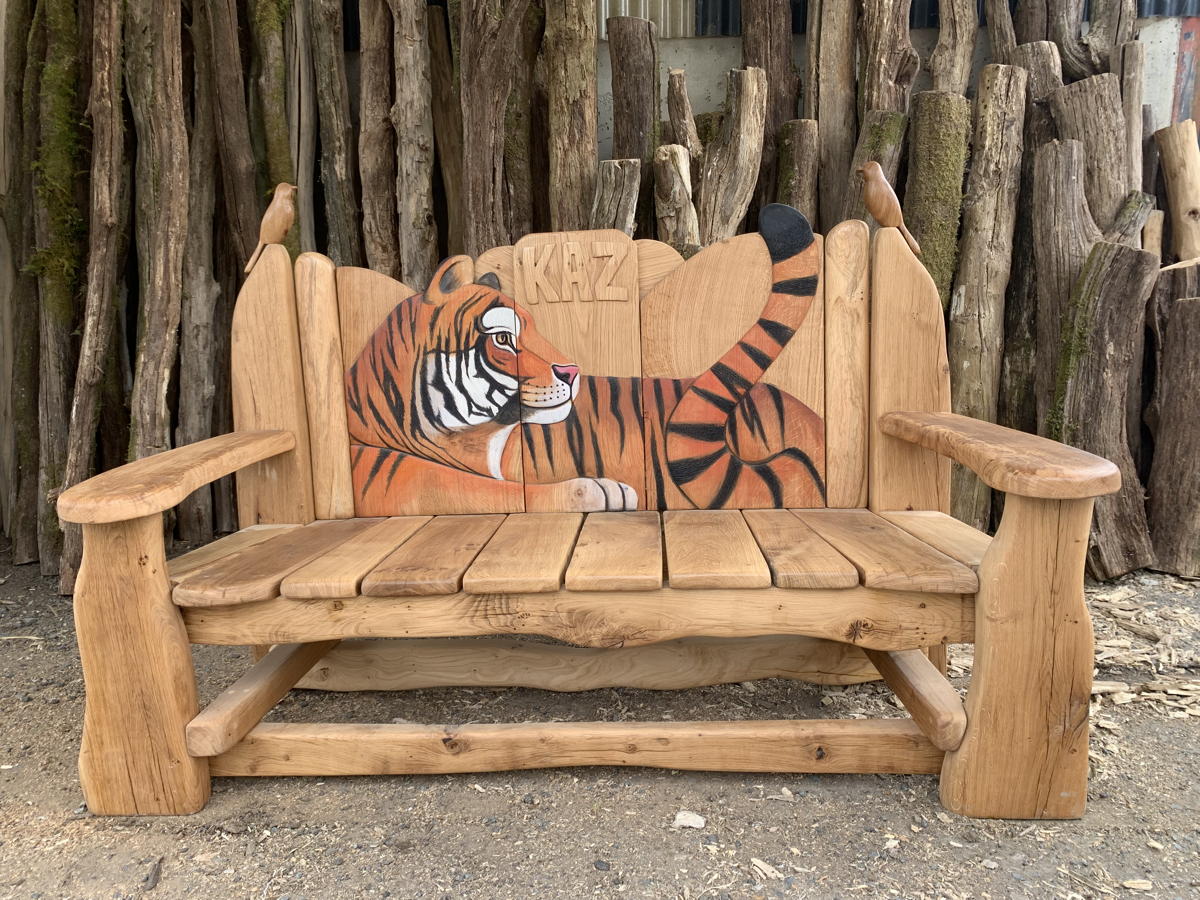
left=857, top=161, right=921, bottom=256
left=244, top=182, right=298, bottom=273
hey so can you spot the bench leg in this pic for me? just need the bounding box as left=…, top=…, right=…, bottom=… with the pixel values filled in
left=74, top=515, right=210, bottom=814
left=940, top=495, right=1094, bottom=819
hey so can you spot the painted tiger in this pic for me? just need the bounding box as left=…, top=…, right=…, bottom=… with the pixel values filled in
left=345, top=203, right=825, bottom=514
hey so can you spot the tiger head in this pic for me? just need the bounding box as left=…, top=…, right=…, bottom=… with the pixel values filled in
left=345, top=255, right=579, bottom=474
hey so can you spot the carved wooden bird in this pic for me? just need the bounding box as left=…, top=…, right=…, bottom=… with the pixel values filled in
left=858, top=161, right=921, bottom=256
left=245, top=183, right=297, bottom=273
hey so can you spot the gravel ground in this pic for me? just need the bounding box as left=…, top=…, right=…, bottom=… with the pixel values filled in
left=1, top=540, right=1198, bottom=900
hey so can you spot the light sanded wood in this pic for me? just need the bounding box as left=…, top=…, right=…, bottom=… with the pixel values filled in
left=209, top=719, right=943, bottom=776
left=183, top=585, right=974, bottom=650
left=58, top=431, right=296, bottom=525
left=281, top=516, right=432, bottom=599
left=634, top=238, right=684, bottom=297
left=462, top=512, right=583, bottom=593
left=294, top=635, right=881, bottom=691
left=294, top=252, right=354, bottom=519
left=564, top=511, right=662, bottom=591
left=880, top=411, right=1121, bottom=500
left=823, top=219, right=871, bottom=507
left=864, top=648, right=967, bottom=751
left=868, top=227, right=951, bottom=513
left=75, top=515, right=210, bottom=814
left=168, top=525, right=301, bottom=585
left=1154, top=119, right=1200, bottom=261
left=512, top=229, right=641, bottom=376
left=793, top=509, right=978, bottom=594
left=231, top=245, right=316, bottom=527
left=335, top=265, right=416, bottom=365
left=360, top=514, right=505, bottom=595
left=174, top=519, right=377, bottom=607
left=941, top=495, right=1095, bottom=818
left=742, top=509, right=858, bottom=589
left=474, top=244, right=515, bottom=295
left=663, top=510, right=771, bottom=589
left=878, top=511, right=991, bottom=571
left=186, top=640, right=340, bottom=757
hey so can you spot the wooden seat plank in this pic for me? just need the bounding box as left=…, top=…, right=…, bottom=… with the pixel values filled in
left=663, top=510, right=771, bottom=589
left=879, top=510, right=992, bottom=571
left=792, top=509, right=978, bottom=594
left=742, top=509, right=859, bottom=589
left=462, top=513, right=584, bottom=594
left=360, top=514, right=505, bottom=596
left=168, top=525, right=300, bottom=585
left=174, top=519, right=377, bottom=607
left=281, top=516, right=433, bottom=599
left=564, top=511, right=663, bottom=591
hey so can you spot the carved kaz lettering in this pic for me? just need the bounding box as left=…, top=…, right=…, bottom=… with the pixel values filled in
left=517, top=241, right=630, bottom=304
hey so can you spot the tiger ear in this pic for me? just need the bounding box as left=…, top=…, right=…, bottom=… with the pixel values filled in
left=425, top=255, right=475, bottom=304
left=475, top=271, right=501, bottom=290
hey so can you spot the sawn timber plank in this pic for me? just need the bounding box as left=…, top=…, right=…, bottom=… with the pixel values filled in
left=564, top=511, right=663, bottom=591
left=281, top=516, right=432, bottom=599
left=663, top=510, right=772, bottom=589
left=359, top=514, right=506, bottom=596
left=742, top=508, right=859, bottom=589
left=462, top=513, right=584, bottom=594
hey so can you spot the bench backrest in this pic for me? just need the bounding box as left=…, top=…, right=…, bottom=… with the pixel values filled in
left=230, top=217, right=949, bottom=526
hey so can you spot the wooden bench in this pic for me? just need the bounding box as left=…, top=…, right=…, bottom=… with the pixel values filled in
left=58, top=205, right=1120, bottom=819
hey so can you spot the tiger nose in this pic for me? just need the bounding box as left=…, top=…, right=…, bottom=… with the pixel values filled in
left=551, top=364, right=579, bottom=386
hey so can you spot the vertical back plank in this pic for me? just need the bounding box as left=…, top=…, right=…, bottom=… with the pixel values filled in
left=232, top=244, right=316, bottom=526
left=295, top=253, right=354, bottom=519
left=634, top=239, right=684, bottom=298
left=335, top=266, right=416, bottom=366
left=474, top=245, right=516, bottom=295
left=868, top=228, right=951, bottom=513
left=824, top=220, right=871, bottom=508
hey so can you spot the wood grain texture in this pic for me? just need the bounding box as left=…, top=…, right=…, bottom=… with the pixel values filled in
left=878, top=511, right=991, bottom=570
left=564, top=511, right=663, bottom=591
left=742, top=509, right=858, bottom=588
left=335, top=265, right=416, bottom=365
left=359, top=514, right=505, bottom=596
left=294, top=252, right=354, bottom=518
left=209, top=719, right=944, bottom=776
left=474, top=245, right=516, bottom=295
left=184, top=586, right=974, bottom=650
left=663, top=510, right=771, bottom=589
left=231, top=244, right=316, bottom=526
left=58, top=431, right=296, bottom=524
left=793, top=509, right=978, bottom=594
left=941, top=496, right=1095, bottom=819
left=281, top=516, right=432, bottom=599
left=881, top=411, right=1121, bottom=500
left=823, top=220, right=870, bottom=507
left=74, top=516, right=209, bottom=814
left=174, top=519, right=377, bottom=607
left=186, top=640, right=340, bottom=757
left=168, top=525, right=301, bottom=585
left=864, top=648, right=967, bottom=751
left=461, top=513, right=583, bottom=593
left=293, top=635, right=881, bottom=691
left=868, top=228, right=951, bottom=513
left=1154, top=119, right=1200, bottom=261
left=634, top=239, right=684, bottom=297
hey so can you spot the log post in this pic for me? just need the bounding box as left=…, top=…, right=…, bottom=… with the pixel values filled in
left=545, top=0, right=596, bottom=231
left=1142, top=104, right=1159, bottom=195
left=653, top=145, right=700, bottom=252
left=359, top=0, right=400, bottom=279
left=1112, top=40, right=1144, bottom=236
left=427, top=6, right=465, bottom=255
left=929, top=0, right=976, bottom=93
left=840, top=109, right=907, bottom=224
left=1082, top=0, right=1136, bottom=75
left=1147, top=298, right=1200, bottom=576
left=775, top=119, right=819, bottom=227
left=742, top=0, right=800, bottom=210
left=901, top=91, right=970, bottom=306
left=607, top=16, right=659, bottom=238
left=1048, top=74, right=1128, bottom=232
left=1154, top=119, right=1200, bottom=262
left=251, top=0, right=298, bottom=254
left=859, top=0, right=919, bottom=117
left=503, top=0, right=544, bottom=240
left=983, top=0, right=1016, bottom=62
left=805, top=0, right=856, bottom=230
left=948, top=65, right=1027, bottom=531
left=1048, top=0, right=1096, bottom=81
left=667, top=68, right=703, bottom=185
left=1143, top=209, right=1164, bottom=260
left=588, top=158, right=640, bottom=236
left=696, top=67, right=767, bottom=244
left=286, top=0, right=318, bottom=252
left=1145, top=260, right=1200, bottom=461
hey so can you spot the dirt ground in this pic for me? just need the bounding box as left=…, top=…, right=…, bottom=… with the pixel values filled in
left=1, top=540, right=1197, bottom=900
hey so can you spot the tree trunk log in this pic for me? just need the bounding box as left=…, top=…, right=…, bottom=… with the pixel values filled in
left=840, top=109, right=908, bottom=224
left=503, top=0, right=544, bottom=240
left=775, top=119, right=819, bottom=226
left=1102, top=190, right=1153, bottom=247
left=1154, top=119, right=1200, bottom=263
left=544, top=0, right=595, bottom=231
left=1048, top=74, right=1128, bottom=232
left=948, top=65, right=1027, bottom=531
left=667, top=68, right=703, bottom=186
left=427, top=5, right=465, bottom=255
left=358, top=0, right=400, bottom=279
left=1082, top=0, right=1136, bottom=75
left=1144, top=259, right=1200, bottom=452
left=805, top=0, right=856, bottom=230
left=859, top=0, right=919, bottom=117
left=607, top=16, right=658, bottom=238
left=1111, top=40, right=1144, bottom=238
left=1141, top=103, right=1159, bottom=195
left=1014, top=1, right=1048, bottom=43
left=929, top=0, right=976, bottom=92
left=983, top=0, right=1016, bottom=62
left=902, top=91, right=970, bottom=306
left=287, top=0, right=318, bottom=252
left=1143, top=209, right=1164, bottom=260
left=653, top=145, right=699, bottom=252
left=1147, top=297, right=1200, bottom=576
left=589, top=158, right=640, bottom=236
left=387, top=0, right=437, bottom=287
left=696, top=67, right=767, bottom=245
left=742, top=0, right=799, bottom=213
left=251, top=0, right=297, bottom=256
left=1048, top=0, right=1094, bottom=82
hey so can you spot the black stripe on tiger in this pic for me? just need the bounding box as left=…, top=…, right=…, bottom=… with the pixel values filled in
left=771, top=275, right=819, bottom=296
left=667, top=421, right=727, bottom=442
left=759, top=202, right=815, bottom=261
left=737, top=340, right=775, bottom=371
left=667, top=447, right=726, bottom=485
left=757, top=318, right=795, bottom=346
left=711, top=362, right=752, bottom=398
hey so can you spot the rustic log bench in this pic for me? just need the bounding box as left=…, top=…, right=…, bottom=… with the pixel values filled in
left=58, top=205, right=1120, bottom=818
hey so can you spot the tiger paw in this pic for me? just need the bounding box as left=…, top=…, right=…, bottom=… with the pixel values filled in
left=529, top=477, right=638, bottom=511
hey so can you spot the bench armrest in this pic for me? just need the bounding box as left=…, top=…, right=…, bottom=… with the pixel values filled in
left=58, top=430, right=296, bottom=524
left=879, top=411, right=1120, bottom=500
